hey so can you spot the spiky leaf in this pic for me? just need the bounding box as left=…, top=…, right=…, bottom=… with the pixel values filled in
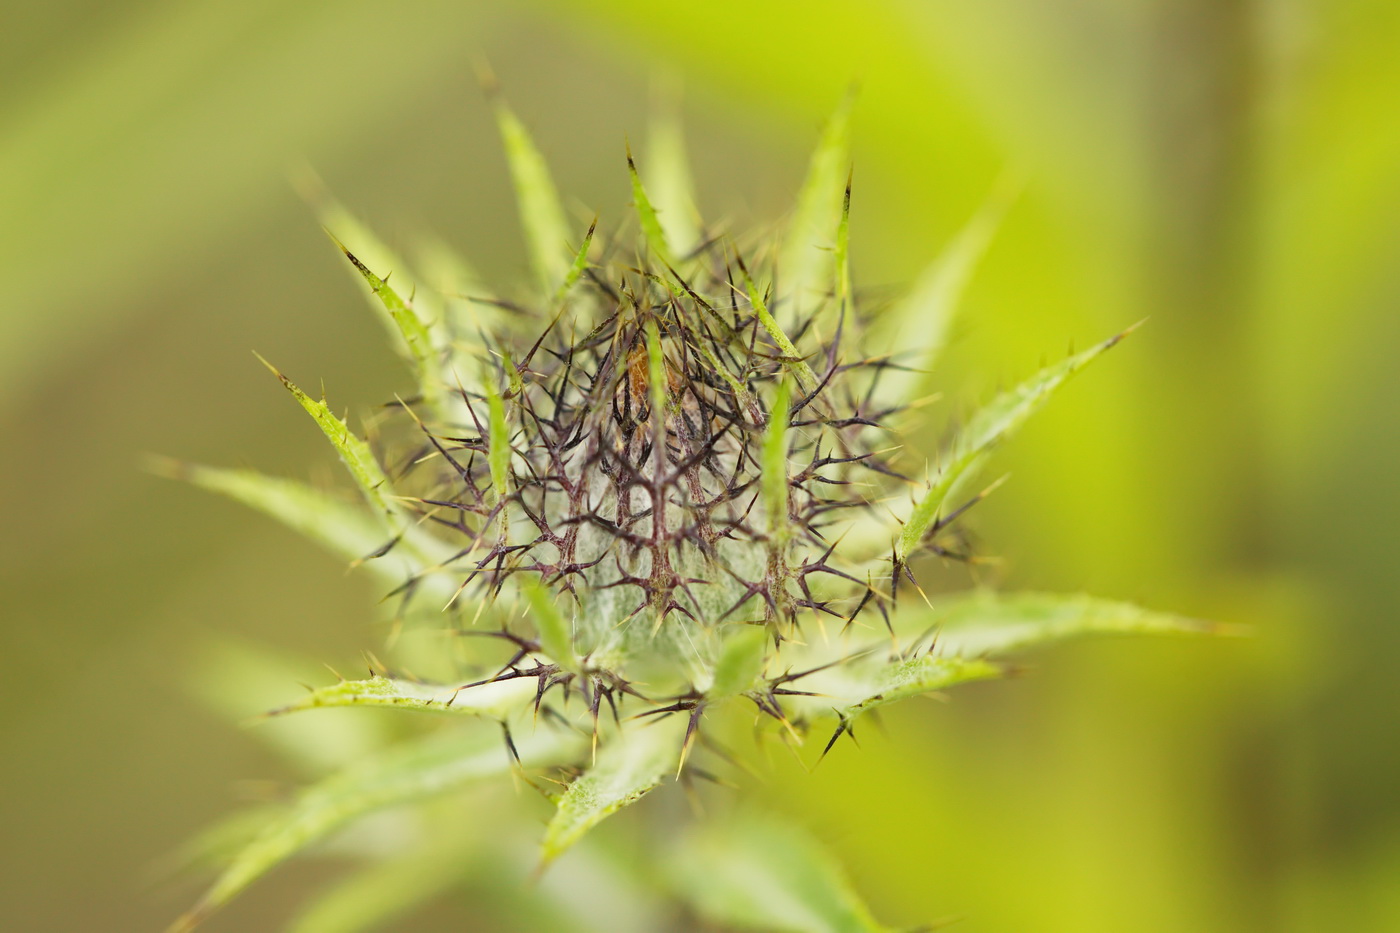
left=789, top=652, right=1003, bottom=724
left=838, top=654, right=1003, bottom=718
left=896, top=327, right=1134, bottom=564
left=763, top=378, right=793, bottom=544
left=834, top=170, right=853, bottom=328
left=739, top=260, right=819, bottom=391
left=187, top=640, right=390, bottom=778
left=907, top=590, right=1223, bottom=658
left=151, top=459, right=392, bottom=569
left=540, top=716, right=684, bottom=865
left=326, top=232, right=445, bottom=416
left=779, top=91, right=854, bottom=316
left=265, top=675, right=538, bottom=720
left=256, top=356, right=398, bottom=522
left=553, top=217, right=598, bottom=306
left=484, top=367, right=512, bottom=509
left=151, top=460, right=461, bottom=607
left=627, top=145, right=671, bottom=265
left=294, top=172, right=447, bottom=351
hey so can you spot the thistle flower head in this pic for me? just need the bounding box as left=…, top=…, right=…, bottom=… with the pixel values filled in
left=165, top=90, right=1213, bottom=932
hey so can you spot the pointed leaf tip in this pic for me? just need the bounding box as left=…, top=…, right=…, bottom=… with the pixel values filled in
left=627, top=143, right=672, bottom=265
left=266, top=674, right=537, bottom=720
left=491, top=96, right=571, bottom=295
left=644, top=83, right=702, bottom=257
left=258, top=359, right=398, bottom=524
left=327, top=237, right=443, bottom=414
left=896, top=328, right=1130, bottom=563
left=873, top=176, right=1021, bottom=409
left=779, top=89, right=857, bottom=316
left=907, top=590, right=1221, bottom=658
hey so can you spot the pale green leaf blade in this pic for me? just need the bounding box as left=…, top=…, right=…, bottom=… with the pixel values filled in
left=905, top=590, right=1225, bottom=658
left=266, top=674, right=538, bottom=720
left=762, top=378, right=793, bottom=543
left=521, top=576, right=577, bottom=672
left=896, top=327, right=1134, bottom=563
left=188, top=639, right=390, bottom=778
left=667, top=809, right=897, bottom=933
left=788, top=651, right=1003, bottom=723
left=150, top=458, right=394, bottom=569
left=163, top=805, right=285, bottom=878
left=491, top=95, right=571, bottom=295
left=643, top=83, right=702, bottom=257
left=839, top=654, right=1003, bottom=718
left=540, top=717, right=684, bottom=865
left=151, top=459, right=461, bottom=606
left=626, top=144, right=672, bottom=265
left=412, top=234, right=502, bottom=345
left=484, top=367, right=512, bottom=509
left=644, top=317, right=667, bottom=425
left=739, top=258, right=819, bottom=390
left=779, top=91, right=854, bottom=317
left=172, top=725, right=580, bottom=932
left=293, top=171, right=444, bottom=351
left=709, top=625, right=769, bottom=699
left=326, top=232, right=444, bottom=416
left=834, top=170, right=853, bottom=328
left=255, top=356, right=397, bottom=522
left=872, top=178, right=1016, bottom=408
left=287, top=840, right=473, bottom=933
left=553, top=217, right=598, bottom=307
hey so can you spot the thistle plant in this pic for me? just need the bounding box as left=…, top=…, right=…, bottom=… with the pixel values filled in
left=165, top=90, right=1214, bottom=932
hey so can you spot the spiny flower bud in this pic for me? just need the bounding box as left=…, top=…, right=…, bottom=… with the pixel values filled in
left=165, top=91, right=1212, bottom=933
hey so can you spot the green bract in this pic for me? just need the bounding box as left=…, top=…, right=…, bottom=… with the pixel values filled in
left=167, top=93, right=1216, bottom=932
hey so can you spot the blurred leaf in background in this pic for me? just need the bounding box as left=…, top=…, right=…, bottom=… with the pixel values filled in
left=2, top=0, right=1398, bottom=931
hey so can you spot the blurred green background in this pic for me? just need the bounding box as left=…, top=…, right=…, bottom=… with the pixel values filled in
left=3, top=0, right=1398, bottom=930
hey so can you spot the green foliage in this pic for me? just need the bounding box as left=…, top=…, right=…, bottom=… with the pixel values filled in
left=254, top=355, right=399, bottom=524
left=907, top=589, right=1225, bottom=657
left=285, top=838, right=476, bottom=933
left=324, top=231, right=445, bottom=418
left=541, top=716, right=686, bottom=865
left=709, top=624, right=770, bottom=699
left=490, top=88, right=572, bottom=294
left=148, top=458, right=398, bottom=574
left=169, top=90, right=1214, bottom=931
left=896, top=327, right=1136, bottom=566
left=871, top=178, right=1016, bottom=410
left=668, top=810, right=897, bottom=933
left=780, top=90, right=855, bottom=316
left=642, top=83, right=702, bottom=257
left=762, top=376, right=793, bottom=544
left=264, top=674, right=538, bottom=720
left=627, top=143, right=672, bottom=265
left=740, top=259, right=820, bottom=390
left=171, top=725, right=580, bottom=933
left=521, top=576, right=579, bottom=673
